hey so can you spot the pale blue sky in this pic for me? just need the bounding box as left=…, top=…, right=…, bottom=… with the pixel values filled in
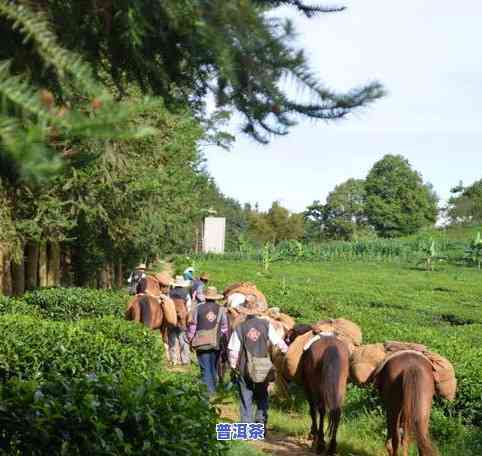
left=203, top=0, right=482, bottom=212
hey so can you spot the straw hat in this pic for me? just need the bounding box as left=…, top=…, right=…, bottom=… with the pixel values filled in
left=156, top=272, right=173, bottom=286
left=204, top=286, right=223, bottom=301
left=200, top=272, right=210, bottom=281
left=136, top=263, right=146, bottom=270
left=173, top=275, right=190, bottom=287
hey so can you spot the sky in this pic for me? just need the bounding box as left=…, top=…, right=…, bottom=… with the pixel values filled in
left=203, top=0, right=482, bottom=213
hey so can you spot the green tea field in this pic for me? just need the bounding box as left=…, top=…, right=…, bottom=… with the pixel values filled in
left=193, top=258, right=482, bottom=456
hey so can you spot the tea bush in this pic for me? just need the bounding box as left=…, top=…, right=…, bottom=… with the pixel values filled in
left=19, top=288, right=128, bottom=320
left=0, top=315, right=163, bottom=381
left=0, top=373, right=225, bottom=455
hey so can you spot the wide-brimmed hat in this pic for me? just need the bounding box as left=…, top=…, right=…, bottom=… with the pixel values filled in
left=200, top=272, right=210, bottom=281
left=136, top=263, right=146, bottom=270
left=156, top=272, right=173, bottom=286
left=174, top=275, right=190, bottom=287
left=204, top=286, right=223, bottom=301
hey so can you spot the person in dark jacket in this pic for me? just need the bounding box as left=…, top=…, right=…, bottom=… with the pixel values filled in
left=187, top=286, right=228, bottom=395
left=228, top=295, right=288, bottom=428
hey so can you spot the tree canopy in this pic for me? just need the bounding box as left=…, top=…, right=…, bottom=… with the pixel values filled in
left=365, top=155, right=438, bottom=237
left=447, top=179, right=482, bottom=225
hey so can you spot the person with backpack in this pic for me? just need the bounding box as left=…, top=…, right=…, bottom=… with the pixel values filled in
left=127, top=263, right=146, bottom=295
left=187, top=286, right=228, bottom=396
left=228, top=294, right=288, bottom=429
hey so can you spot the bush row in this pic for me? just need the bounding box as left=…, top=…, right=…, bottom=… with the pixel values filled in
left=0, top=373, right=224, bottom=455
left=0, top=288, right=225, bottom=455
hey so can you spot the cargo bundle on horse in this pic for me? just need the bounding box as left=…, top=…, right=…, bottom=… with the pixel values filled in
left=286, top=324, right=352, bottom=455
left=350, top=340, right=456, bottom=401
left=283, top=318, right=363, bottom=382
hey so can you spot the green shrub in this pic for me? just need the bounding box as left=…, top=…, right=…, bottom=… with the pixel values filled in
left=0, top=315, right=163, bottom=381
left=19, top=287, right=128, bottom=320
left=0, top=373, right=225, bottom=455
left=0, top=295, right=41, bottom=317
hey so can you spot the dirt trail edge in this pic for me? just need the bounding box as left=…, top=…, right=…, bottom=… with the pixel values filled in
left=218, top=404, right=313, bottom=455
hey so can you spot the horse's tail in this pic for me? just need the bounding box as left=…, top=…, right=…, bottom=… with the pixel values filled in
left=139, top=295, right=152, bottom=327
left=320, top=345, right=345, bottom=442
left=402, top=365, right=437, bottom=456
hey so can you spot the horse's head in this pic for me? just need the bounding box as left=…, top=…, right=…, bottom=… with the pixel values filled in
left=284, top=323, right=313, bottom=345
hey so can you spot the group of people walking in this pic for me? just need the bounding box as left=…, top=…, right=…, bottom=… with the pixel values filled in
left=127, top=263, right=285, bottom=428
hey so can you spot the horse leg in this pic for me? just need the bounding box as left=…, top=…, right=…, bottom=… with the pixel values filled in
left=308, top=397, right=318, bottom=441
left=327, top=408, right=341, bottom=455
left=316, top=403, right=326, bottom=455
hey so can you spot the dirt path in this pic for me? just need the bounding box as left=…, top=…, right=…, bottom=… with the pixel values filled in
left=217, top=404, right=313, bottom=455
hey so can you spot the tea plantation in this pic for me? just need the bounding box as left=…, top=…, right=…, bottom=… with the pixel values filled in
left=192, top=257, right=482, bottom=455
left=0, top=289, right=225, bottom=455
left=1, top=258, right=481, bottom=455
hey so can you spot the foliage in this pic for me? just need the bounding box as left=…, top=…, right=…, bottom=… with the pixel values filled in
left=447, top=179, right=482, bottom=225
left=0, top=3, right=158, bottom=184
left=464, top=232, right=482, bottom=269
left=196, top=238, right=466, bottom=264
left=417, top=239, right=446, bottom=271
left=16, top=288, right=128, bottom=321
left=247, top=201, right=304, bottom=244
left=365, top=155, right=438, bottom=237
left=0, top=315, right=162, bottom=381
left=305, top=178, right=369, bottom=241
left=0, top=372, right=224, bottom=455
left=20, top=0, right=383, bottom=143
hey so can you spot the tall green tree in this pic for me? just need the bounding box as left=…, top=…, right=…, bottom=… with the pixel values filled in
left=447, top=179, right=482, bottom=225
left=365, top=155, right=438, bottom=237
left=247, top=201, right=303, bottom=244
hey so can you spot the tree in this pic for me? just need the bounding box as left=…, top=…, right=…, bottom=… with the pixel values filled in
left=247, top=201, right=303, bottom=244
left=365, top=155, right=438, bottom=237
left=447, top=179, right=482, bottom=225
left=1, top=0, right=383, bottom=152
left=322, top=178, right=368, bottom=240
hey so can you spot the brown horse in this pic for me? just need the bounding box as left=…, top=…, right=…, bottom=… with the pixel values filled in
left=125, top=294, right=164, bottom=330
left=374, top=352, right=437, bottom=456
left=295, top=329, right=349, bottom=455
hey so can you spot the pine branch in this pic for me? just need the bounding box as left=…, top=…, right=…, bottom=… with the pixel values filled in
left=254, top=1, right=346, bottom=17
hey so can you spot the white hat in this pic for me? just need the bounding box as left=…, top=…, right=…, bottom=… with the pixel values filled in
left=174, top=275, right=190, bottom=287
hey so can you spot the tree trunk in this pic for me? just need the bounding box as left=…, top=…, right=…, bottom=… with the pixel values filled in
left=38, top=243, right=48, bottom=288
left=26, top=242, right=39, bottom=290
left=3, top=257, right=12, bottom=296
left=106, top=262, right=114, bottom=289
left=0, top=245, right=4, bottom=295
left=97, top=267, right=109, bottom=289
left=11, top=257, right=25, bottom=296
left=60, top=247, right=72, bottom=286
left=115, top=261, right=123, bottom=289
left=47, top=241, right=61, bottom=287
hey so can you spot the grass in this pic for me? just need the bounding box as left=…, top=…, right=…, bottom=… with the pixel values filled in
left=191, top=257, right=482, bottom=456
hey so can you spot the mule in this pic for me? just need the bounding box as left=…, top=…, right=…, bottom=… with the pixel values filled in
left=295, top=331, right=349, bottom=455
left=374, top=351, right=437, bottom=456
